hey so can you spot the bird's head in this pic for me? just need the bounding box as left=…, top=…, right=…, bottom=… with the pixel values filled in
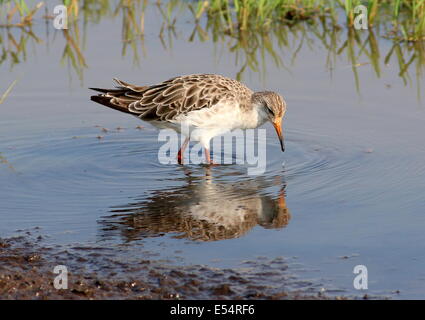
left=252, top=91, right=287, bottom=152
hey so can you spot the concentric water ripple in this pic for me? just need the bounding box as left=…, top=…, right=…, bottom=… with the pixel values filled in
left=0, top=125, right=369, bottom=199
left=1, top=122, right=424, bottom=239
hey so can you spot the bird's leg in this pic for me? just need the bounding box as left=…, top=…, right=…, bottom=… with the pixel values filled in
left=204, top=148, right=218, bottom=165
left=204, top=148, right=212, bottom=164
left=177, top=137, right=190, bottom=165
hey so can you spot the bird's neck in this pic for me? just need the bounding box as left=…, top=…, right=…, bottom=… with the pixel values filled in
left=240, top=103, right=268, bottom=129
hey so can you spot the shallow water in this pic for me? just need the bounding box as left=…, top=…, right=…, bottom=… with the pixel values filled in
left=1, top=3, right=425, bottom=298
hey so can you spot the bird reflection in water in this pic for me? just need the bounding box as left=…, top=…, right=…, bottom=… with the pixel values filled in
left=100, top=168, right=291, bottom=242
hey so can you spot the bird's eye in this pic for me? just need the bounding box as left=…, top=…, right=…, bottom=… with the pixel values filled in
left=267, top=107, right=275, bottom=116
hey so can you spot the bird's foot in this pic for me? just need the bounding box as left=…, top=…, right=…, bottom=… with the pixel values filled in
left=177, top=154, right=184, bottom=165
left=207, top=161, right=220, bottom=166
left=204, top=148, right=219, bottom=166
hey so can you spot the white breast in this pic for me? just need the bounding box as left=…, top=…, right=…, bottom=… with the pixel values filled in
left=151, top=102, right=268, bottom=148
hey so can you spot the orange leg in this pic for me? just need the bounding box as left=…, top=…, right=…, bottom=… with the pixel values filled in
left=204, top=148, right=218, bottom=165
left=177, top=137, right=189, bottom=165
left=204, top=148, right=211, bottom=164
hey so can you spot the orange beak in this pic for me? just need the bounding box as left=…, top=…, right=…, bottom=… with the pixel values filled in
left=272, top=119, right=285, bottom=152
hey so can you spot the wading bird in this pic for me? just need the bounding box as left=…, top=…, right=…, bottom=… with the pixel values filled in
left=90, top=74, right=286, bottom=164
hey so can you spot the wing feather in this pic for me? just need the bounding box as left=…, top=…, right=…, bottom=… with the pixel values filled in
left=90, top=74, right=253, bottom=122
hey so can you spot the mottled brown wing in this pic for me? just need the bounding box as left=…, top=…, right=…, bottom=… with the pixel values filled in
left=91, top=74, right=252, bottom=122
left=127, top=75, right=233, bottom=121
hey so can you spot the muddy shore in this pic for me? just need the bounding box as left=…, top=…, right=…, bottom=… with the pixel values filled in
left=0, top=230, right=342, bottom=300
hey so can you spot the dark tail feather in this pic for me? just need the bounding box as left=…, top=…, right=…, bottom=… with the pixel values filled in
left=89, top=87, right=113, bottom=94
left=90, top=95, right=133, bottom=115
left=89, top=80, right=148, bottom=115
left=89, top=87, right=129, bottom=94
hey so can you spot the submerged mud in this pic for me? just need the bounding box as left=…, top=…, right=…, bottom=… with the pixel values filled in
left=0, top=230, right=340, bottom=300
